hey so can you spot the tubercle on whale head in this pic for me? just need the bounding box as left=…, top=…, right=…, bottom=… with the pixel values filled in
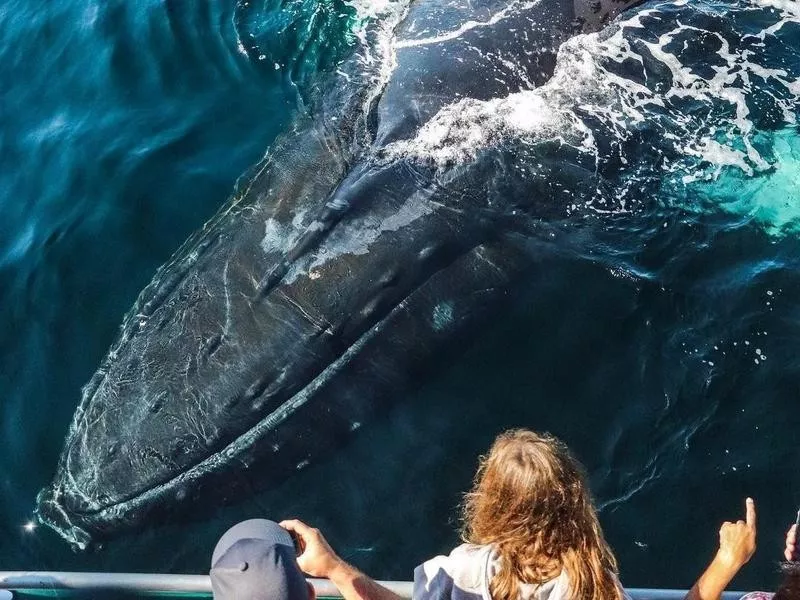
left=35, top=486, right=93, bottom=551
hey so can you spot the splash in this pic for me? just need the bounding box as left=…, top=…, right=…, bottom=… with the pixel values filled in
left=394, top=0, right=541, bottom=49
left=382, top=0, right=800, bottom=225
left=339, top=0, right=410, bottom=113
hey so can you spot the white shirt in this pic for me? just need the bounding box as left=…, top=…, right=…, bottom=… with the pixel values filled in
left=413, top=543, right=631, bottom=600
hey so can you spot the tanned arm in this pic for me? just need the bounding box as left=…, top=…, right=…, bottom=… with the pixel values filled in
left=281, top=519, right=404, bottom=600
left=684, top=498, right=757, bottom=600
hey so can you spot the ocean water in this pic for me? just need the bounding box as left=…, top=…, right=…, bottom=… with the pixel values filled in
left=1, top=0, right=800, bottom=594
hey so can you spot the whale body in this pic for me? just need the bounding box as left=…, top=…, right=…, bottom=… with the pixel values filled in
left=36, top=0, right=800, bottom=548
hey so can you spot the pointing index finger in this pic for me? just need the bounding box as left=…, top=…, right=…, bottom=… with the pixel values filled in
left=746, top=497, right=756, bottom=529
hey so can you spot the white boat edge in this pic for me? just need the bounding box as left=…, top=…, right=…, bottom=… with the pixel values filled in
left=0, top=572, right=746, bottom=600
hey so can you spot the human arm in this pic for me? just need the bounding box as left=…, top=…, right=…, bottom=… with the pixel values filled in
left=280, top=519, right=404, bottom=600
left=684, top=498, right=757, bottom=600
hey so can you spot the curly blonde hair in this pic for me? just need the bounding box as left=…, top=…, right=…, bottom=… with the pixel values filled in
left=461, top=429, right=624, bottom=600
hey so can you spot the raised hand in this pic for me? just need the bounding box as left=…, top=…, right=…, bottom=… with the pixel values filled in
left=685, top=498, right=758, bottom=600
left=716, top=497, right=757, bottom=570
left=280, top=519, right=402, bottom=600
left=280, top=519, right=344, bottom=579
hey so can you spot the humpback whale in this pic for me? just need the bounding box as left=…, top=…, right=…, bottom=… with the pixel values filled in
left=36, top=0, right=800, bottom=548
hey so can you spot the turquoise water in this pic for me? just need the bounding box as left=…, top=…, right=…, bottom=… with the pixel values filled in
left=686, top=130, right=800, bottom=235
left=1, top=0, right=800, bottom=594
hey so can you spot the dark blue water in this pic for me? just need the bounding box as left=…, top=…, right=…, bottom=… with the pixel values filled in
left=2, top=0, right=800, bottom=594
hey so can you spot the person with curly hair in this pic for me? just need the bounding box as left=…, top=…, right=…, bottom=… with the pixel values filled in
left=283, top=428, right=628, bottom=600
left=414, top=429, right=627, bottom=600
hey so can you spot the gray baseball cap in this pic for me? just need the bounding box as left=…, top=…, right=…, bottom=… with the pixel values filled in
left=210, top=519, right=310, bottom=600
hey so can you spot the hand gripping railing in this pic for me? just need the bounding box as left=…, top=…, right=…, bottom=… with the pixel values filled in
left=0, top=572, right=745, bottom=600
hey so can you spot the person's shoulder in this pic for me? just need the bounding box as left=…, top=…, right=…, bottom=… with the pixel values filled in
left=414, top=543, right=494, bottom=600
left=448, top=543, right=495, bottom=563
left=417, top=543, right=493, bottom=582
left=738, top=593, right=774, bottom=600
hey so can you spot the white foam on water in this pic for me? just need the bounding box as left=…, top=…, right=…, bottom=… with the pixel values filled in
left=344, top=0, right=400, bottom=27
left=341, top=0, right=412, bottom=123
left=758, top=0, right=800, bottom=19
left=682, top=138, right=757, bottom=177
left=380, top=0, right=799, bottom=223
left=382, top=37, right=615, bottom=165
left=384, top=92, right=588, bottom=165
left=383, top=6, right=668, bottom=168
left=344, top=0, right=405, bottom=51
left=395, top=0, right=540, bottom=49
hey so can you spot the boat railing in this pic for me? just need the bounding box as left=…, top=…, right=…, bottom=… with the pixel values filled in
left=0, top=572, right=747, bottom=600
